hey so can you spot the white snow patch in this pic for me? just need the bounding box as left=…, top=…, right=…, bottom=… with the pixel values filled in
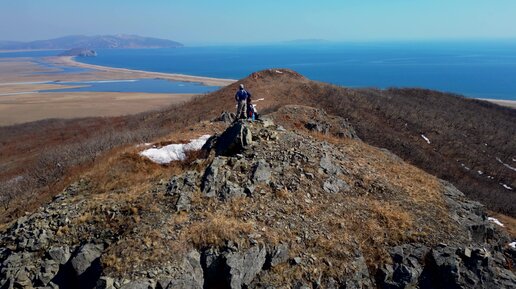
left=512, top=158, right=516, bottom=162
left=421, top=134, right=431, bottom=144
left=488, top=217, right=505, bottom=227
left=500, top=183, right=513, bottom=191
left=496, top=157, right=516, bottom=172
left=461, top=163, right=471, bottom=171
left=255, top=98, right=265, bottom=102
left=140, top=135, right=211, bottom=164
left=509, top=242, right=516, bottom=249
left=477, top=171, right=483, bottom=175
left=275, top=70, right=283, bottom=74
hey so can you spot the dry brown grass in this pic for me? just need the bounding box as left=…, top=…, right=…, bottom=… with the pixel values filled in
left=489, top=212, right=516, bottom=239
left=180, top=213, right=255, bottom=248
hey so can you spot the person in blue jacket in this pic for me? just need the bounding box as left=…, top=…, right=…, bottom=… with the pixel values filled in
left=235, top=84, right=251, bottom=120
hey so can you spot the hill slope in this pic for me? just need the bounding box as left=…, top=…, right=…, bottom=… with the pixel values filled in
left=0, top=69, right=515, bottom=227
left=1, top=110, right=514, bottom=288
left=0, top=35, right=183, bottom=50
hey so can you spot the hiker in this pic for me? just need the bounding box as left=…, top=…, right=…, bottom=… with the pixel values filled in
left=235, top=84, right=251, bottom=120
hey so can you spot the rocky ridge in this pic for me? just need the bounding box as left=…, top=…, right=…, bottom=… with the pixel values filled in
left=1, top=106, right=515, bottom=288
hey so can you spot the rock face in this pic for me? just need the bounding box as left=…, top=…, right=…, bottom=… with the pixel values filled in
left=0, top=107, right=515, bottom=289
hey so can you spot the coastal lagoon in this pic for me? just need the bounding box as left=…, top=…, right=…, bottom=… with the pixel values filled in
left=39, top=79, right=219, bottom=94
left=3, top=41, right=516, bottom=100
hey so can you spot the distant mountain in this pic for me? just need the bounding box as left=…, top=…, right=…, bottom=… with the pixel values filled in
left=0, top=35, right=183, bottom=50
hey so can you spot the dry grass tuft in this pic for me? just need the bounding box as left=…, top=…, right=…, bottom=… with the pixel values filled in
left=181, top=213, right=255, bottom=248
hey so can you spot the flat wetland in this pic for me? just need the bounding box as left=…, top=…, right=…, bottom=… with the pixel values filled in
left=0, top=56, right=234, bottom=126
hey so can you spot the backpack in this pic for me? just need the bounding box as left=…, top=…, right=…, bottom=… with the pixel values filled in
left=237, top=90, right=248, bottom=101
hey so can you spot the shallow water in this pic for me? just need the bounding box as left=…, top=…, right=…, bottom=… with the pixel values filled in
left=39, top=79, right=219, bottom=94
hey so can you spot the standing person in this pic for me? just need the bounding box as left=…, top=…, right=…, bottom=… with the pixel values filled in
left=235, top=84, right=251, bottom=120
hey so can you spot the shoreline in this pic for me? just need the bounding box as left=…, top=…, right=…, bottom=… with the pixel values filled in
left=477, top=98, right=516, bottom=109
left=51, top=56, right=237, bottom=87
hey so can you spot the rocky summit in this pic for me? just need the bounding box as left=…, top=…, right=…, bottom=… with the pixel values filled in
left=1, top=105, right=515, bottom=289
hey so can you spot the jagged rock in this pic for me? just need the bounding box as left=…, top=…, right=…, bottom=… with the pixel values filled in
left=225, top=246, right=267, bottom=289
left=14, top=268, right=32, bottom=288
left=220, top=181, right=246, bottom=200
left=319, top=154, right=340, bottom=175
left=201, top=157, right=227, bottom=198
left=441, top=180, right=497, bottom=244
left=323, top=177, right=350, bottom=194
left=267, top=243, right=289, bottom=267
left=378, top=243, right=516, bottom=289
left=215, top=121, right=253, bottom=156
left=96, top=277, right=116, bottom=289
left=305, top=121, right=331, bottom=134
left=71, top=243, right=104, bottom=284
left=38, top=259, right=60, bottom=286
left=47, top=246, right=71, bottom=265
left=214, top=111, right=236, bottom=123
left=167, top=172, right=199, bottom=211
left=159, top=251, right=203, bottom=289
left=252, top=160, right=271, bottom=184
left=343, top=255, right=374, bottom=289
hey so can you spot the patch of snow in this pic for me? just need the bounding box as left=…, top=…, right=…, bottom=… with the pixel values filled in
left=509, top=242, right=516, bottom=249
left=487, top=175, right=494, bottom=180
left=512, top=158, right=516, bottom=162
left=136, top=143, right=152, bottom=148
left=496, top=157, right=516, bottom=172
left=275, top=70, right=283, bottom=74
left=488, top=217, right=505, bottom=227
left=140, top=135, right=211, bottom=164
left=461, top=163, right=471, bottom=171
left=421, top=134, right=431, bottom=144
left=255, top=98, right=265, bottom=102
left=500, top=183, right=513, bottom=191
left=477, top=171, right=483, bottom=175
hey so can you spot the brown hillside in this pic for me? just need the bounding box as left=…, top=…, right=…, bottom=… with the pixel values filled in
left=0, top=69, right=515, bottom=227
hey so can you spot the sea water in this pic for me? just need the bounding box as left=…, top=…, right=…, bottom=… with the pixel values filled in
left=3, top=41, right=516, bottom=100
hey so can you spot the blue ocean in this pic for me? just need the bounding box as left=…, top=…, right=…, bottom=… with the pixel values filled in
left=3, top=41, right=516, bottom=100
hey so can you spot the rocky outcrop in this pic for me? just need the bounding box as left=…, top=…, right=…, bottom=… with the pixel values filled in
left=0, top=108, right=514, bottom=289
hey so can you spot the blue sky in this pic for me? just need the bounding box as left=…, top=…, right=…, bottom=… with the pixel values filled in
left=1, top=0, right=516, bottom=44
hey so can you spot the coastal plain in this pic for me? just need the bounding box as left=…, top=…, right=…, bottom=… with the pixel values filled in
left=0, top=56, right=235, bottom=126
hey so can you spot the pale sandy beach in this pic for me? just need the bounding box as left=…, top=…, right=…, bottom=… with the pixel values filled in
left=478, top=98, right=516, bottom=109
left=51, top=56, right=236, bottom=86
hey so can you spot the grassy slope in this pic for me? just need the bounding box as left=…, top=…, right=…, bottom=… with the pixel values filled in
left=0, top=69, right=515, bottom=226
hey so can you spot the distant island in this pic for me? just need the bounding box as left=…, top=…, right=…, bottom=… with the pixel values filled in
left=0, top=34, right=183, bottom=50
left=59, top=48, right=97, bottom=57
